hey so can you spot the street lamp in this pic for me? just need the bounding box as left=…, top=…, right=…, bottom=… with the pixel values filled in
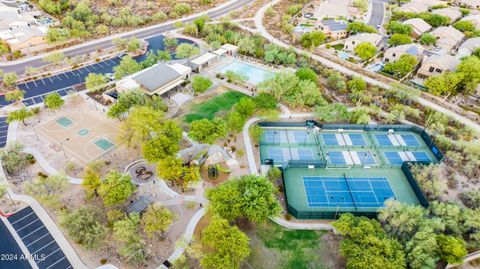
left=60, top=138, right=70, bottom=160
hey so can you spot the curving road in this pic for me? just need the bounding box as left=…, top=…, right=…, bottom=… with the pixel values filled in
left=0, top=0, right=254, bottom=74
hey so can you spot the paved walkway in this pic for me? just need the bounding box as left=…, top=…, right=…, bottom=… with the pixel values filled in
left=253, top=0, right=480, bottom=134
left=446, top=250, right=480, bottom=269
left=271, top=217, right=333, bottom=231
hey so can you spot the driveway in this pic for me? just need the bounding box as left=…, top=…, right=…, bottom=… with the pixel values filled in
left=368, top=1, right=385, bottom=29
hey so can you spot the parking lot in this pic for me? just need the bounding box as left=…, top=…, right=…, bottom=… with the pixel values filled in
left=0, top=219, right=32, bottom=269
left=8, top=207, right=72, bottom=269
left=0, top=117, right=8, bottom=148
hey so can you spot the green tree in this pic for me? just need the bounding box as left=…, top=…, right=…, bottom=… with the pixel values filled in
left=347, top=22, right=377, bottom=34
left=113, top=213, right=146, bottom=265
left=174, top=3, right=192, bottom=15
left=157, top=156, right=183, bottom=182
left=61, top=206, right=106, bottom=249
left=453, top=20, right=475, bottom=32
left=326, top=71, right=347, bottom=91
left=5, top=89, right=24, bottom=103
left=405, top=227, right=440, bottom=269
left=386, top=21, right=412, bottom=35
left=300, top=30, right=326, bottom=49
left=2, top=72, right=18, bottom=87
left=44, top=93, right=64, bottom=111
left=347, top=77, right=367, bottom=92
left=424, top=72, right=463, bottom=96
left=23, top=174, right=68, bottom=207
left=7, top=108, right=34, bottom=126
left=46, top=28, right=71, bottom=43
left=457, top=56, right=480, bottom=93
left=114, top=55, right=142, bottom=79
left=206, top=175, right=281, bottom=223
left=332, top=214, right=406, bottom=269
left=188, top=118, right=227, bottom=144
left=126, top=38, right=142, bottom=53
left=195, top=217, right=250, bottom=269
left=163, top=38, right=178, bottom=51
left=383, top=54, right=417, bottom=78
left=436, top=235, right=467, bottom=265
left=420, top=33, right=437, bottom=46
left=191, top=76, right=213, bottom=93
left=119, top=106, right=163, bottom=146
left=142, top=120, right=182, bottom=162
left=266, top=167, right=282, bottom=182
left=388, top=34, right=413, bottom=46
left=175, top=43, right=200, bottom=59
left=81, top=161, right=103, bottom=199
left=85, top=73, right=108, bottom=92
left=0, top=143, right=30, bottom=175
left=156, top=50, right=172, bottom=62
left=315, top=103, right=350, bottom=123
left=295, top=67, right=318, bottom=83
left=193, top=16, right=209, bottom=33
left=141, top=204, right=174, bottom=238
left=43, top=51, right=65, bottom=63
left=98, top=171, right=136, bottom=207
left=419, top=13, right=449, bottom=27
left=354, top=42, right=377, bottom=60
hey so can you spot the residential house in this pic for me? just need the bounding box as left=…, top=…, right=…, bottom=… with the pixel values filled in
left=432, top=7, right=462, bottom=23
left=0, top=12, right=36, bottom=30
left=460, top=14, right=480, bottom=29
left=2, top=26, right=48, bottom=51
left=431, top=26, right=465, bottom=50
left=417, top=54, right=460, bottom=77
left=456, top=37, right=480, bottom=58
left=116, top=62, right=192, bottom=96
left=454, top=0, right=480, bottom=9
left=185, top=52, right=219, bottom=73
left=398, top=2, right=430, bottom=13
left=343, top=33, right=384, bottom=52
left=318, top=19, right=348, bottom=40
left=383, top=44, right=425, bottom=63
left=403, top=18, right=432, bottom=39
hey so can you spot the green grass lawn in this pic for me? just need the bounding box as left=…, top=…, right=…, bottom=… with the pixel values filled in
left=184, top=91, right=247, bottom=123
left=245, top=221, right=329, bottom=269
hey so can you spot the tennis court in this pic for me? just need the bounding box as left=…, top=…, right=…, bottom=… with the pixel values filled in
left=303, top=176, right=395, bottom=207
left=37, top=109, right=120, bottom=163
left=384, top=151, right=431, bottom=165
left=321, top=133, right=367, bottom=146
left=258, top=123, right=442, bottom=219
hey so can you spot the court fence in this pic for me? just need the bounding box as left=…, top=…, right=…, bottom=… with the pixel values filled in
left=258, top=121, right=444, bottom=162
left=401, top=162, right=430, bottom=208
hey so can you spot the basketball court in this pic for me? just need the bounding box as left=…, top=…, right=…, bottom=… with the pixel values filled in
left=37, top=109, right=120, bottom=164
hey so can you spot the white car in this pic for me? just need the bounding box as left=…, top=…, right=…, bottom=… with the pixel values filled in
left=105, top=73, right=115, bottom=81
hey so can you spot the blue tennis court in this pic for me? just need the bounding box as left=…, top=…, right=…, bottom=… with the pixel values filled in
left=303, top=176, right=395, bottom=207
left=385, top=152, right=403, bottom=165
left=267, top=148, right=286, bottom=162
left=264, top=130, right=283, bottom=144
left=297, top=148, right=314, bottom=160
left=357, top=151, right=376, bottom=165
left=322, top=133, right=338, bottom=145
left=401, top=134, right=420, bottom=146
left=292, top=130, right=315, bottom=144
left=375, top=134, right=392, bottom=146
left=349, top=134, right=366, bottom=146
left=412, top=151, right=430, bottom=162
left=327, top=151, right=346, bottom=165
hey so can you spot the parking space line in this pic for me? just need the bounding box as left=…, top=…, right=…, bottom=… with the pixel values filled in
left=84, top=66, right=91, bottom=72
left=33, top=81, right=38, bottom=87
left=108, top=59, right=116, bottom=64
left=77, top=69, right=83, bottom=74
left=16, top=218, right=40, bottom=232
left=48, top=77, right=54, bottom=83
left=90, top=64, right=97, bottom=70
left=26, top=233, right=50, bottom=247
left=97, top=62, right=104, bottom=67
left=41, top=79, right=46, bottom=86
left=45, top=256, right=67, bottom=269
left=37, top=247, right=61, bottom=263
left=24, top=83, right=30, bottom=90
left=21, top=225, right=44, bottom=239
left=31, top=240, right=55, bottom=255
left=10, top=212, right=34, bottom=225
left=63, top=73, right=69, bottom=79
left=56, top=75, right=62, bottom=81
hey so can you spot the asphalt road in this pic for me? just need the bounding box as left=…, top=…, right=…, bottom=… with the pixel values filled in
left=0, top=0, right=254, bottom=74
left=0, top=219, right=32, bottom=269
left=368, top=1, right=385, bottom=29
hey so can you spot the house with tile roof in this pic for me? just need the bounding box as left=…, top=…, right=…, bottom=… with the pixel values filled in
left=384, top=44, right=425, bottom=63
left=432, top=7, right=463, bottom=23
left=403, top=18, right=432, bottom=39
left=343, top=33, right=384, bottom=52
left=456, top=37, right=480, bottom=58
left=431, top=26, right=465, bottom=51
left=417, top=54, right=460, bottom=77
left=318, top=19, right=348, bottom=40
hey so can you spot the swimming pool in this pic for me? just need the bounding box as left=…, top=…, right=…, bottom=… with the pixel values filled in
left=219, top=61, right=273, bottom=85
left=338, top=51, right=349, bottom=60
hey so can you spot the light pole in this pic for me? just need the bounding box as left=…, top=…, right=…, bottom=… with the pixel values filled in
left=60, top=138, right=70, bottom=160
